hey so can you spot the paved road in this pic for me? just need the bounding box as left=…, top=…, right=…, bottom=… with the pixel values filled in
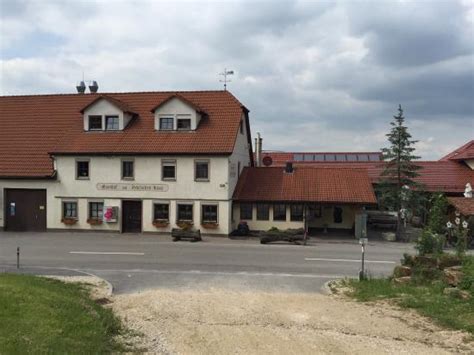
left=0, top=232, right=414, bottom=294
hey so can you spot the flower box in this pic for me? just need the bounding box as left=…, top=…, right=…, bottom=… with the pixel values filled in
left=201, top=222, right=218, bottom=229
left=87, top=218, right=103, bottom=225
left=61, top=217, right=77, bottom=225
left=177, top=221, right=193, bottom=231
left=152, top=219, right=169, bottom=228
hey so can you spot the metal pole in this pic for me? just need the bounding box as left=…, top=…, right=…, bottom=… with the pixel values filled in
left=17, top=247, right=20, bottom=269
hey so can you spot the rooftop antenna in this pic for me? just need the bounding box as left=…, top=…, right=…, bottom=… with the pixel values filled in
left=219, top=68, right=234, bottom=91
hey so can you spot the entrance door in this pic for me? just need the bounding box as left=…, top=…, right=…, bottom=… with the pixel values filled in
left=5, top=189, right=47, bottom=231
left=122, top=200, right=142, bottom=233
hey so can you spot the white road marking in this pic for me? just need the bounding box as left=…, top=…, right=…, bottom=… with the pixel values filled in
left=305, top=257, right=395, bottom=264
left=69, top=251, right=145, bottom=256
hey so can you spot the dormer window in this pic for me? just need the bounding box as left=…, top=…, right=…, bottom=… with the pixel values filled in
left=177, top=118, right=191, bottom=130
left=106, top=115, right=119, bottom=130
left=89, top=115, right=102, bottom=130
left=160, top=117, right=174, bottom=130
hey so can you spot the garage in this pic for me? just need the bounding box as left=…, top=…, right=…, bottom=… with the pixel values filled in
left=4, top=189, right=47, bottom=231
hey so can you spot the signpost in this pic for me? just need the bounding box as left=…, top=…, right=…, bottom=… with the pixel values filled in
left=359, top=237, right=368, bottom=280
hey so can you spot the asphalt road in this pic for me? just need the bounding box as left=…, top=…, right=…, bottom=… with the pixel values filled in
left=0, top=231, right=414, bottom=294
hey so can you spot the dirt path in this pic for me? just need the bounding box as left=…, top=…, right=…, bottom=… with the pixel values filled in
left=111, top=288, right=473, bottom=354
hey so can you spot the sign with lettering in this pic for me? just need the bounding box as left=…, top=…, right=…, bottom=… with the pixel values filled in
left=96, top=183, right=169, bottom=192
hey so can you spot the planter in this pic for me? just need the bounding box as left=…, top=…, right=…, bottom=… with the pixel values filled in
left=177, top=221, right=193, bottom=231
left=201, top=222, right=218, bottom=229
left=87, top=218, right=103, bottom=225
left=153, top=220, right=169, bottom=228
left=61, top=217, right=77, bottom=226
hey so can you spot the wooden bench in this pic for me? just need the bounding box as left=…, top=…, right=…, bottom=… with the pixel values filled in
left=171, top=228, right=202, bottom=242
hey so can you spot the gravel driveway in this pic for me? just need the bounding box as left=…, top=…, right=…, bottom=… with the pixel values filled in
left=111, top=287, right=473, bottom=354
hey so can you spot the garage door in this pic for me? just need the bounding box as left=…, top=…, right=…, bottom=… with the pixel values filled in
left=5, top=189, right=47, bottom=231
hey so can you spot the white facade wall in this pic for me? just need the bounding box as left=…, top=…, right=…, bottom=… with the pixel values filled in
left=153, top=97, right=202, bottom=130
left=83, top=99, right=132, bottom=131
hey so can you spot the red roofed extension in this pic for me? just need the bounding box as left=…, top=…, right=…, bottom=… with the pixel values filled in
left=233, top=167, right=377, bottom=205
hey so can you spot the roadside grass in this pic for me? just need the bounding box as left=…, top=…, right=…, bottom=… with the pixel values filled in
left=344, top=255, right=474, bottom=335
left=0, top=274, right=129, bottom=353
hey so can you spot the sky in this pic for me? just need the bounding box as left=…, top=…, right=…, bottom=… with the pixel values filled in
left=0, top=0, right=473, bottom=160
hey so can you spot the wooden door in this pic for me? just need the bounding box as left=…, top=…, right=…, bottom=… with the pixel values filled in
left=122, top=200, right=142, bottom=233
left=5, top=189, right=47, bottom=231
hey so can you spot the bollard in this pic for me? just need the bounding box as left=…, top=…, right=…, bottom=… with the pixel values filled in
left=17, top=247, right=20, bottom=269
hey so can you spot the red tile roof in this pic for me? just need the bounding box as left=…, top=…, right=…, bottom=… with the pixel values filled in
left=440, top=140, right=474, bottom=161
left=233, top=167, right=377, bottom=204
left=447, top=197, right=474, bottom=216
left=0, top=91, right=248, bottom=178
left=258, top=160, right=473, bottom=193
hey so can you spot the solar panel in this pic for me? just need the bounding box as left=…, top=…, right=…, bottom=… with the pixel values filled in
left=347, top=154, right=358, bottom=161
left=294, top=154, right=304, bottom=161
left=304, top=154, right=314, bottom=161
left=336, top=154, right=346, bottom=161
left=314, top=154, right=325, bottom=161
left=369, top=154, right=380, bottom=161
left=325, top=154, right=336, bottom=161
left=357, top=154, right=369, bottom=161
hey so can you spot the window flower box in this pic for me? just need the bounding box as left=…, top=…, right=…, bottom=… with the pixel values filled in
left=61, top=217, right=77, bottom=225
left=87, top=218, right=103, bottom=225
left=201, top=222, right=218, bottom=229
left=177, top=221, right=193, bottom=231
left=153, top=219, right=169, bottom=228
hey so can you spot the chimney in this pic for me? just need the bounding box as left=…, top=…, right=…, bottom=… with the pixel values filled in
left=76, top=81, right=86, bottom=94
left=285, top=162, right=294, bottom=174
left=254, top=132, right=262, bottom=167
left=89, top=80, right=99, bottom=94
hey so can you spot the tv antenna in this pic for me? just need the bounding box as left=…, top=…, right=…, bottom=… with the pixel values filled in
left=219, top=68, right=234, bottom=91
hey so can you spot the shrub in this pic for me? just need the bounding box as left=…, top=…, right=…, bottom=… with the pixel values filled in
left=401, top=253, right=415, bottom=267
left=415, top=228, right=444, bottom=256
left=438, top=254, right=461, bottom=269
left=427, top=193, right=448, bottom=234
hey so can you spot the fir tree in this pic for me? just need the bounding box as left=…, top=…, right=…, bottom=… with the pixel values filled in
left=378, top=105, right=422, bottom=240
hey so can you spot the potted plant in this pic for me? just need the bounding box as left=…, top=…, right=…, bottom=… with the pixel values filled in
left=61, top=217, right=77, bottom=226
left=201, top=222, right=218, bottom=229
left=177, top=221, right=193, bottom=231
left=87, top=218, right=103, bottom=225
left=153, top=219, right=169, bottom=228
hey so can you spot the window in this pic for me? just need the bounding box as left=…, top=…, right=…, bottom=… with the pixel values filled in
left=195, top=160, right=209, bottom=181
left=88, top=115, right=102, bottom=130
left=256, top=203, right=269, bottom=220
left=177, top=204, right=193, bottom=222
left=177, top=118, right=191, bottom=130
left=202, top=205, right=218, bottom=223
left=240, top=203, right=253, bottom=220
left=89, top=202, right=103, bottom=220
left=106, top=115, right=119, bottom=130
left=160, top=117, right=174, bottom=130
left=334, top=207, right=343, bottom=223
left=63, top=201, right=77, bottom=219
left=122, top=160, right=134, bottom=179
left=162, top=160, right=176, bottom=180
left=76, top=160, right=89, bottom=179
left=154, top=203, right=169, bottom=221
left=273, top=204, right=286, bottom=221
left=290, top=204, right=304, bottom=221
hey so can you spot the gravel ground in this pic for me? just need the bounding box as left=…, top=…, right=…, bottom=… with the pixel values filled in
left=112, top=288, right=473, bottom=354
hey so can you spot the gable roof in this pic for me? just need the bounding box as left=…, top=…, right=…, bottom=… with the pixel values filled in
left=440, top=140, right=474, bottom=161
left=0, top=90, right=247, bottom=178
left=150, top=93, right=207, bottom=114
left=233, top=167, right=377, bottom=204
left=447, top=197, right=474, bottom=216
left=79, top=95, right=138, bottom=114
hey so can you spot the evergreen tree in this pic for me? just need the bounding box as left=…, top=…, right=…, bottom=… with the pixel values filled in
left=378, top=105, right=422, bottom=240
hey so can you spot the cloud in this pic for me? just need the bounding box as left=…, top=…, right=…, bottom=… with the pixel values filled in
left=0, top=0, right=473, bottom=159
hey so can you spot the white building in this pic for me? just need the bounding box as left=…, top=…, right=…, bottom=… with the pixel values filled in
left=0, top=91, right=253, bottom=235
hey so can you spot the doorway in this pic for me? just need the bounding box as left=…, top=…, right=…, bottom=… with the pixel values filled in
left=5, top=189, right=47, bottom=231
left=122, top=200, right=142, bottom=233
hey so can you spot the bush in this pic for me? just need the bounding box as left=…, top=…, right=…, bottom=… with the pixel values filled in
left=427, top=193, right=448, bottom=234
left=401, top=253, right=415, bottom=267
left=415, top=228, right=444, bottom=256
left=459, top=256, right=474, bottom=293
left=438, top=254, right=461, bottom=269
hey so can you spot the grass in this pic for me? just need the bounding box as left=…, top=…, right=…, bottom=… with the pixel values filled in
left=344, top=255, right=474, bottom=335
left=0, top=274, right=128, bottom=353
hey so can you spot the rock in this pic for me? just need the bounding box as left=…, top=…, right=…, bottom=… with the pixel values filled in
left=382, top=232, right=396, bottom=242
left=443, top=287, right=471, bottom=300
left=443, top=267, right=464, bottom=287
left=393, top=276, right=411, bottom=285
left=413, top=255, right=438, bottom=268
left=393, top=265, right=411, bottom=278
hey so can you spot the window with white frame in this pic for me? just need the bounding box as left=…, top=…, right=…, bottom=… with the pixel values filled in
left=106, top=115, right=120, bottom=130
left=177, top=118, right=191, bottom=130
left=160, top=117, right=174, bottom=130
left=201, top=204, right=218, bottom=223
left=89, top=202, right=104, bottom=220
left=195, top=160, right=209, bottom=181
left=76, top=160, right=90, bottom=179
left=88, top=115, right=102, bottom=130
left=240, top=203, right=252, bottom=220
left=177, top=204, right=193, bottom=222
left=154, top=203, right=169, bottom=221
left=63, top=201, right=78, bottom=219
left=162, top=160, right=176, bottom=180
left=121, top=160, right=134, bottom=180
left=273, top=204, right=286, bottom=221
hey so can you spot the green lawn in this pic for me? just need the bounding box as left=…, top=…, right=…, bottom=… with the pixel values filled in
left=344, top=256, right=474, bottom=335
left=0, top=274, right=127, bottom=353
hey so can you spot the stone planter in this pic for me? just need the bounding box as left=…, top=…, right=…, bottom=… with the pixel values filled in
left=177, top=221, right=193, bottom=231
left=201, top=223, right=218, bottom=229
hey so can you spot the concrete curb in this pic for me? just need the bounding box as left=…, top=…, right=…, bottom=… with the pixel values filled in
left=70, top=268, right=114, bottom=297
left=322, top=279, right=337, bottom=295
